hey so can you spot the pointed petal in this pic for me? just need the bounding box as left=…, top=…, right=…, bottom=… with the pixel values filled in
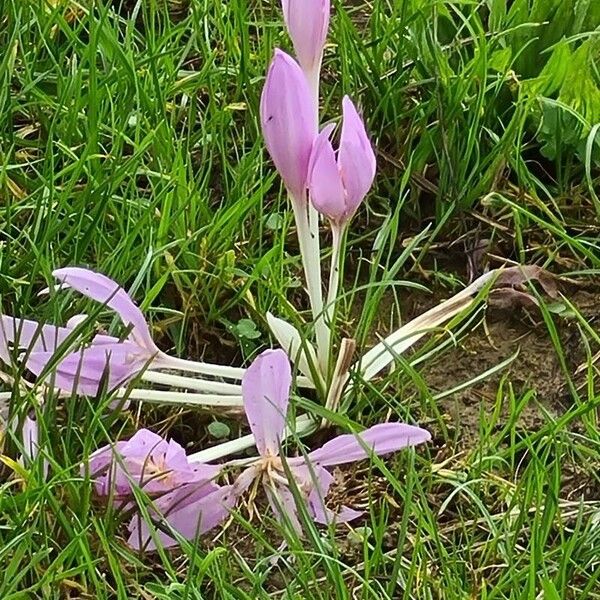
left=338, top=96, right=376, bottom=214
left=282, top=0, right=330, bottom=73
left=52, top=268, right=156, bottom=351
left=308, top=125, right=347, bottom=222
left=242, top=349, right=291, bottom=457
left=291, top=462, right=357, bottom=524
left=306, top=423, right=431, bottom=467
left=266, top=312, right=320, bottom=382
left=127, top=485, right=236, bottom=550
left=27, top=342, right=146, bottom=395
left=65, top=314, right=89, bottom=329
left=260, top=50, right=317, bottom=198
left=0, top=316, right=72, bottom=360
left=232, top=465, right=260, bottom=496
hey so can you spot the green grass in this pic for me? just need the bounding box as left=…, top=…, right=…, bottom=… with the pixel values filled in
left=2, top=0, right=600, bottom=597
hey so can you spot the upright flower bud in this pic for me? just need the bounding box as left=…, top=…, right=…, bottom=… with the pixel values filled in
left=281, top=0, right=330, bottom=75
left=260, top=50, right=318, bottom=199
left=308, top=96, right=376, bottom=225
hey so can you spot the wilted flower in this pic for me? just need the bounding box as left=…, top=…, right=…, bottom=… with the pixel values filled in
left=87, top=428, right=227, bottom=550
left=308, top=96, right=376, bottom=225
left=260, top=50, right=317, bottom=199
left=0, top=268, right=172, bottom=396
left=228, top=349, right=430, bottom=531
left=281, top=0, right=330, bottom=77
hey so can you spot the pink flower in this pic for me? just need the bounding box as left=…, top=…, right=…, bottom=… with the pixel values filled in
left=281, top=0, right=330, bottom=75
left=230, top=349, right=430, bottom=531
left=260, top=50, right=317, bottom=199
left=87, top=428, right=227, bottom=550
left=308, top=97, right=376, bottom=225
left=0, top=268, right=172, bottom=395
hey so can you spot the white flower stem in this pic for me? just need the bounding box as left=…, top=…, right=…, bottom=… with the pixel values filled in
left=290, top=196, right=329, bottom=375
left=115, top=388, right=243, bottom=407
left=144, top=366, right=314, bottom=391
left=141, top=371, right=242, bottom=395
left=188, top=414, right=315, bottom=464
left=324, top=223, right=344, bottom=372
left=157, top=355, right=246, bottom=380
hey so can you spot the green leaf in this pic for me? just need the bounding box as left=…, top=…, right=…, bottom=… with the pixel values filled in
left=208, top=421, right=231, bottom=440
left=235, top=318, right=262, bottom=340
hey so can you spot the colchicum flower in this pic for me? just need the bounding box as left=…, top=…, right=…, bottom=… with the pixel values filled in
left=260, top=49, right=317, bottom=200
left=0, top=268, right=168, bottom=395
left=308, top=96, right=376, bottom=226
left=228, top=349, right=430, bottom=531
left=281, top=0, right=330, bottom=78
left=86, top=349, right=430, bottom=550
left=87, top=428, right=229, bottom=550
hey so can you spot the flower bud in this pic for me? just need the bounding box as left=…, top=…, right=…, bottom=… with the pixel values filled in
left=260, top=50, right=318, bottom=198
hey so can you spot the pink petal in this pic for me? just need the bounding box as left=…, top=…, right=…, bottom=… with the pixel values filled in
left=52, top=268, right=156, bottom=351
left=242, top=349, right=292, bottom=457
left=232, top=465, right=260, bottom=496
left=306, top=423, right=431, bottom=467
left=281, top=0, right=330, bottom=73
left=308, top=125, right=347, bottom=222
left=27, top=341, right=147, bottom=395
left=260, top=50, right=317, bottom=198
left=338, top=96, right=376, bottom=214
left=0, top=316, right=72, bottom=360
left=21, top=415, right=39, bottom=463
left=264, top=482, right=303, bottom=534
left=291, top=463, right=361, bottom=525
left=127, top=485, right=236, bottom=550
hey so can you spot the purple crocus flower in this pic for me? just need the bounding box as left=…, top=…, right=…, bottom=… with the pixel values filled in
left=1, top=268, right=171, bottom=395
left=308, top=96, right=376, bottom=225
left=229, top=349, right=430, bottom=531
left=260, top=50, right=317, bottom=199
left=87, top=428, right=227, bottom=550
left=281, top=0, right=330, bottom=76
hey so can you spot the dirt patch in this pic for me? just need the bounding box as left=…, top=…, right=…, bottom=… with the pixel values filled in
left=412, top=288, right=600, bottom=446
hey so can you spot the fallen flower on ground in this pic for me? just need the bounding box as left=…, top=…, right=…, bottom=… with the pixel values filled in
left=0, top=268, right=245, bottom=400
left=86, top=349, right=430, bottom=550
left=86, top=428, right=226, bottom=550
left=226, top=349, right=431, bottom=532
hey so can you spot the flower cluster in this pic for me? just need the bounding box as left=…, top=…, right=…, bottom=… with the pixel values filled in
left=0, top=0, right=547, bottom=554
left=261, top=0, right=376, bottom=379
left=1, top=268, right=247, bottom=401
left=88, top=349, right=430, bottom=550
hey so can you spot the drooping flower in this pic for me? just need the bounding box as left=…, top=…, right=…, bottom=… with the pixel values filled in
left=308, top=96, right=376, bottom=225
left=86, top=428, right=227, bottom=550
left=228, top=349, right=430, bottom=531
left=260, top=50, right=317, bottom=199
left=0, top=268, right=172, bottom=396
left=281, top=0, right=330, bottom=76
